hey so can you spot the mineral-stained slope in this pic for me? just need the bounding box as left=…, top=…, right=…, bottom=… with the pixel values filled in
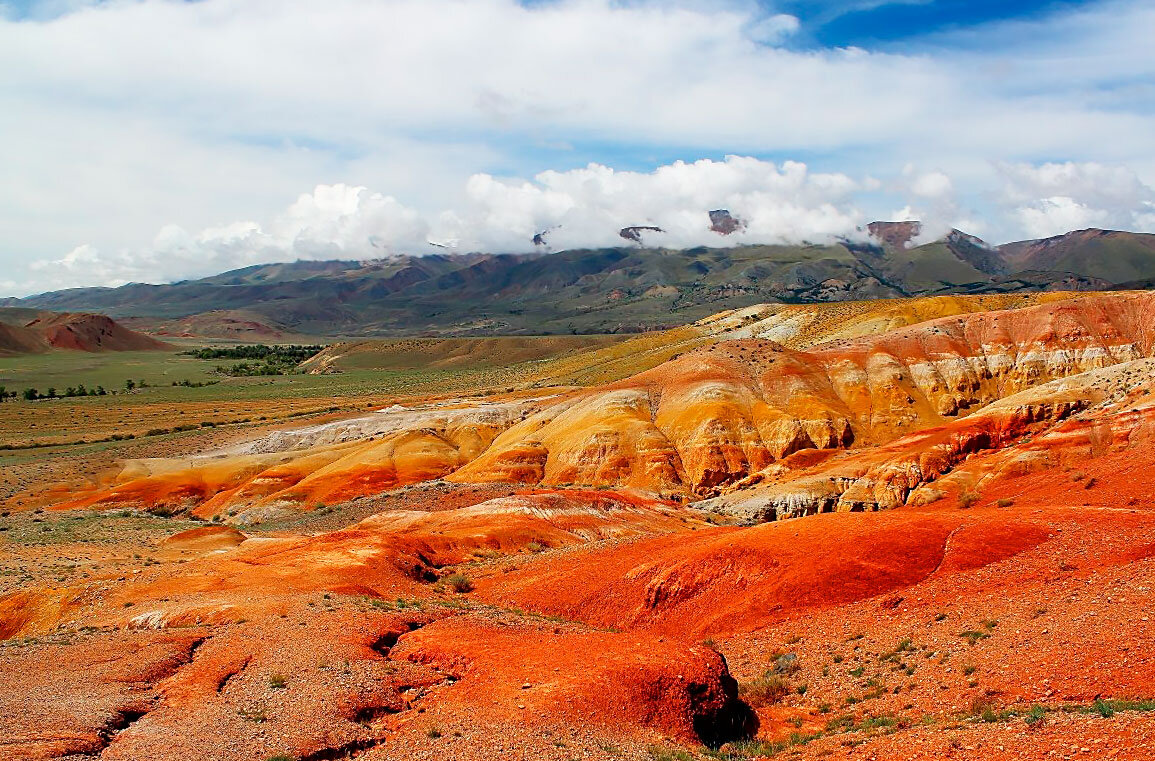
left=5, top=292, right=1155, bottom=760
left=454, top=291, right=1155, bottom=494
left=0, top=310, right=171, bottom=355
left=43, top=291, right=1155, bottom=518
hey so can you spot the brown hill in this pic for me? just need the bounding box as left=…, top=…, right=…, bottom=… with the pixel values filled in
left=22, top=312, right=172, bottom=353
left=999, top=228, right=1155, bottom=282
left=0, top=321, right=50, bottom=357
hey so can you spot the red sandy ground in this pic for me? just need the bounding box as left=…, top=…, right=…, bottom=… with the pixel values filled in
left=3, top=455, right=1154, bottom=760
left=5, top=295, right=1155, bottom=760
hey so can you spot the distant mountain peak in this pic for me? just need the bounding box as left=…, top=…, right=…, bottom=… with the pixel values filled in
left=867, top=220, right=922, bottom=249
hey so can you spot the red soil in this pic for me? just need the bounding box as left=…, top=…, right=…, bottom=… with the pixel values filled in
left=6, top=294, right=1155, bottom=760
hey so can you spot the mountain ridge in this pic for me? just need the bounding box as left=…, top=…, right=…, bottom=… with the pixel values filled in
left=12, top=225, right=1154, bottom=337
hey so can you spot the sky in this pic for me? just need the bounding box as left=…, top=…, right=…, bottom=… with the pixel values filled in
left=1, top=0, right=1153, bottom=296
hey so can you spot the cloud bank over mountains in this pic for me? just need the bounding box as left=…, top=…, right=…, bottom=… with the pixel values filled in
left=32, top=156, right=1155, bottom=291
left=2, top=0, right=1154, bottom=294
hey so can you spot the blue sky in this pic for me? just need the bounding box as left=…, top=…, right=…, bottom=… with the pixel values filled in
left=0, top=0, right=1152, bottom=294
left=778, top=0, right=1074, bottom=47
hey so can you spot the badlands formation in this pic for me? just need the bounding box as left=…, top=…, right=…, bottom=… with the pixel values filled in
left=4, top=291, right=1155, bottom=760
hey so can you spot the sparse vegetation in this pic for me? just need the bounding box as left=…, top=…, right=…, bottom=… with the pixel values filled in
left=959, top=629, right=991, bottom=645
left=739, top=671, right=790, bottom=707
left=268, top=674, right=287, bottom=689
left=957, top=491, right=980, bottom=509
left=445, top=573, right=474, bottom=593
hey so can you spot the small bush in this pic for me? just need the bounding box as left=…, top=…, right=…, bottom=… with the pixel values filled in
left=445, top=573, right=473, bottom=593
left=1025, top=705, right=1047, bottom=727
left=957, top=491, right=980, bottom=509
left=1093, top=699, right=1116, bottom=718
left=997, top=498, right=1014, bottom=507
left=970, top=696, right=997, bottom=722
left=268, top=674, right=287, bottom=689
left=774, top=652, right=800, bottom=674
left=959, top=630, right=990, bottom=646
left=739, top=671, right=790, bottom=707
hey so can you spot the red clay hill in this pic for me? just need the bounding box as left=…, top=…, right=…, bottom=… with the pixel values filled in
left=0, top=310, right=170, bottom=356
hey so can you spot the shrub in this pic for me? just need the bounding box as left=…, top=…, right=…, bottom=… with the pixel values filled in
left=959, top=630, right=990, bottom=646
left=740, top=671, right=790, bottom=707
left=957, top=491, right=980, bottom=509
left=445, top=573, right=473, bottom=593
left=1025, top=705, right=1047, bottom=727
left=268, top=674, right=287, bottom=689
left=970, top=696, right=997, bottom=722
left=997, top=498, right=1014, bottom=507
left=774, top=652, right=800, bottom=674
left=1093, top=699, right=1116, bottom=718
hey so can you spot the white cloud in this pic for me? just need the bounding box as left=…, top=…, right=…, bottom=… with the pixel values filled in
left=26, top=157, right=871, bottom=289
left=1, top=0, right=1154, bottom=294
left=997, top=161, right=1155, bottom=239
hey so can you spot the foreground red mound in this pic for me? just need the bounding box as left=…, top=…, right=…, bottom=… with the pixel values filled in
left=471, top=510, right=1050, bottom=637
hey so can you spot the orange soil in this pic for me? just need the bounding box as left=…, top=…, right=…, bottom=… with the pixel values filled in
left=5, top=293, right=1155, bottom=760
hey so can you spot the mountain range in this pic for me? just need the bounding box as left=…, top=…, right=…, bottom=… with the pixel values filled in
left=10, top=224, right=1155, bottom=337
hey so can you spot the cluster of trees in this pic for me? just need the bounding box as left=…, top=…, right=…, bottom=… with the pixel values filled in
left=1, top=376, right=226, bottom=403
left=186, top=344, right=324, bottom=362
left=186, top=344, right=324, bottom=377
left=171, top=379, right=219, bottom=388
left=11, top=384, right=109, bottom=401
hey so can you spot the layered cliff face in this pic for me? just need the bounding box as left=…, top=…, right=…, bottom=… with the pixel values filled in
left=58, top=399, right=537, bottom=520
left=454, top=292, right=1155, bottom=495
left=43, top=291, right=1155, bottom=517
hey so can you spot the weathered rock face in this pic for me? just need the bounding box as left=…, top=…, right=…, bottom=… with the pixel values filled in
left=454, top=293, right=1155, bottom=495
left=42, top=292, right=1155, bottom=516
left=57, top=399, right=538, bottom=518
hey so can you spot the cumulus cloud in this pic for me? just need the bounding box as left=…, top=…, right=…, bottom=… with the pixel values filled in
left=997, top=162, right=1155, bottom=239
left=444, top=157, right=864, bottom=251
left=31, top=185, right=431, bottom=287
left=1, top=0, right=1155, bottom=294
left=28, top=157, right=870, bottom=289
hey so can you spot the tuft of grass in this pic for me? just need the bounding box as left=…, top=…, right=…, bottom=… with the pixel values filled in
left=739, top=671, right=790, bottom=707
left=959, top=630, right=990, bottom=646
left=268, top=674, right=287, bottom=689
left=426, top=727, right=443, bottom=739
left=957, top=491, right=980, bottom=509
left=997, top=498, right=1014, bottom=507
left=1093, top=699, right=1116, bottom=718
left=444, top=573, right=474, bottom=593
left=1025, top=705, right=1047, bottom=727
left=646, top=745, right=694, bottom=761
